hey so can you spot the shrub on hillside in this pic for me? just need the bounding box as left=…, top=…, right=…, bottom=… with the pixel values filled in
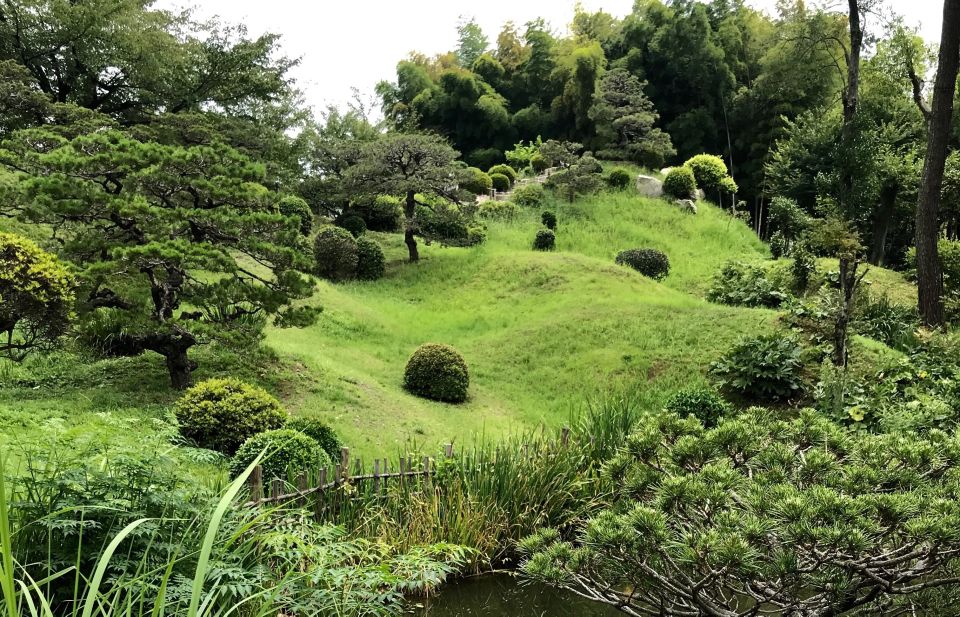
left=512, top=183, right=546, bottom=207
left=530, top=153, right=548, bottom=173
left=767, top=196, right=808, bottom=239
left=351, top=196, right=403, bottom=232
left=532, top=229, right=556, bottom=251
left=277, top=195, right=313, bottom=235
left=466, top=147, right=503, bottom=170
left=615, top=248, right=670, bottom=280
left=338, top=214, right=367, bottom=238
left=769, top=231, right=788, bottom=259
left=606, top=168, right=631, bottom=190
left=488, top=164, right=517, bottom=183
left=711, top=333, right=804, bottom=401
left=791, top=243, right=817, bottom=294
left=854, top=291, right=918, bottom=349
left=461, top=167, right=493, bottom=195
left=174, top=377, right=287, bottom=454
left=806, top=217, right=864, bottom=257
left=684, top=154, right=729, bottom=194
left=665, top=387, right=730, bottom=428
left=285, top=416, right=343, bottom=462
left=403, top=343, right=470, bottom=403
left=356, top=236, right=385, bottom=280
left=707, top=261, right=788, bottom=308
left=230, top=428, right=332, bottom=480
left=490, top=173, right=511, bottom=192
left=314, top=226, right=359, bottom=281
left=478, top=200, right=520, bottom=220
left=541, top=211, right=557, bottom=230
left=662, top=166, right=697, bottom=200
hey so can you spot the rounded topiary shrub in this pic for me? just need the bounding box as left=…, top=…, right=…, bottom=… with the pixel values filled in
left=277, top=195, right=313, bottom=235
left=684, top=154, right=728, bottom=193
left=606, top=168, right=631, bottom=190
left=285, top=416, right=342, bottom=462
left=530, top=154, right=548, bottom=173
left=511, top=184, right=546, bottom=208
left=356, top=236, right=385, bottom=281
left=663, top=166, right=697, bottom=200
left=541, top=210, right=557, bottom=230
left=490, top=173, right=511, bottom=192
left=462, top=167, right=493, bottom=195
left=533, top=228, right=556, bottom=251
left=665, top=387, right=730, bottom=428
left=615, top=248, right=670, bottom=280
left=488, top=164, right=517, bottom=183
left=230, top=429, right=332, bottom=480
left=174, top=377, right=287, bottom=455
left=338, top=214, right=367, bottom=238
left=314, top=225, right=358, bottom=282
left=403, top=343, right=470, bottom=403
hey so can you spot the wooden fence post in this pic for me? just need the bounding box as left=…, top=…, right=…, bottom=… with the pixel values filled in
left=249, top=465, right=263, bottom=505
left=297, top=472, right=307, bottom=506
left=270, top=478, right=282, bottom=501
left=561, top=426, right=570, bottom=447
left=423, top=456, right=431, bottom=487
left=373, top=459, right=381, bottom=493
left=340, top=447, right=350, bottom=481
left=444, top=443, right=453, bottom=458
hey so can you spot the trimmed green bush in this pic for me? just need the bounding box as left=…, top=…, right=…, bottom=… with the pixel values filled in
left=277, top=195, right=313, bottom=235
left=606, top=168, right=631, bottom=190
left=663, top=166, right=697, bottom=200
left=488, top=164, right=517, bottom=183
left=230, top=428, right=332, bottom=479
left=490, top=173, right=511, bottom=192
left=541, top=210, right=557, bottom=230
left=314, top=225, right=358, bottom=281
left=530, top=153, right=548, bottom=173
left=615, top=248, right=670, bottom=280
left=511, top=183, right=546, bottom=208
left=354, top=196, right=403, bottom=232
left=533, top=229, right=556, bottom=251
left=684, top=154, right=728, bottom=193
left=711, top=333, right=804, bottom=401
left=356, top=236, right=385, bottom=281
left=791, top=243, right=816, bottom=294
left=770, top=231, right=788, bottom=259
left=403, top=343, right=470, bottom=403
left=462, top=167, right=493, bottom=195
left=478, top=200, right=520, bottom=220
left=665, top=387, right=730, bottom=428
left=338, top=214, right=367, bottom=238
left=174, top=377, right=287, bottom=455
left=707, top=261, right=788, bottom=308
left=285, top=416, right=343, bottom=462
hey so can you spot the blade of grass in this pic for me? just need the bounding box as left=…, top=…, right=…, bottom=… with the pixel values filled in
left=80, top=518, right=150, bottom=617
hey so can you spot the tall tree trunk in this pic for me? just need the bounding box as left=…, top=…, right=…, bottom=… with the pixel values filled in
left=144, top=331, right=197, bottom=389
left=869, top=185, right=897, bottom=266
left=833, top=256, right=867, bottom=367
left=839, top=0, right=863, bottom=214
left=404, top=190, right=419, bottom=263
left=916, top=0, right=960, bottom=328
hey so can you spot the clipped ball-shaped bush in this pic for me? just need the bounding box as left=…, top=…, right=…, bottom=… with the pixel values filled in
left=541, top=210, right=557, bottom=230
left=511, top=183, right=546, bottom=208
left=490, top=173, right=511, bottom=192
left=478, top=200, right=520, bottom=220
left=314, top=225, right=358, bottom=282
left=277, top=195, right=313, bottom=236
left=663, top=166, right=697, bottom=200
left=230, top=429, right=332, bottom=480
left=174, top=377, right=287, bottom=455
left=338, top=214, right=367, bottom=238
left=533, top=228, right=556, bottom=251
left=615, top=248, right=670, bottom=280
left=488, top=164, right=517, bottom=183
left=285, top=416, right=343, bottom=462
left=355, top=236, right=385, bottom=281
left=665, top=387, right=730, bottom=428
left=403, top=343, right=470, bottom=403
left=683, top=154, right=729, bottom=193
left=461, top=167, right=493, bottom=195
left=530, top=153, right=548, bottom=173
left=606, top=168, right=631, bottom=190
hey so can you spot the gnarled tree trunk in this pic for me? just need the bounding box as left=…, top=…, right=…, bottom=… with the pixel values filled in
left=404, top=190, right=419, bottom=263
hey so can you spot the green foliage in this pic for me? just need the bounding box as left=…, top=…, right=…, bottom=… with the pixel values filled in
left=174, top=377, right=287, bottom=454
left=285, top=415, right=343, bottom=462
left=662, top=166, right=697, bottom=200
left=544, top=154, right=603, bottom=202
left=664, top=387, right=729, bottom=428
left=0, top=232, right=74, bottom=360
left=711, top=333, right=804, bottom=401
left=353, top=196, right=404, bottom=232
left=769, top=231, right=788, bottom=259
left=465, top=147, right=503, bottom=170
left=489, top=172, right=511, bottom=192
left=854, top=291, right=918, bottom=349
left=337, top=214, right=367, bottom=238
left=541, top=211, right=557, bottom=230
left=231, top=428, right=332, bottom=479
left=355, top=236, right=386, bottom=281
left=791, top=243, right=817, bottom=293
left=510, top=183, right=546, bottom=207
left=403, top=343, right=470, bottom=403
left=478, top=200, right=520, bottom=220
left=806, top=217, right=864, bottom=257
left=707, top=261, right=788, bottom=307
left=907, top=239, right=960, bottom=320
left=488, top=164, right=517, bottom=183
left=615, top=248, right=670, bottom=280
left=767, top=196, right=808, bottom=239
left=505, top=138, right=543, bottom=170
left=461, top=167, right=493, bottom=194
left=530, top=153, right=548, bottom=173
left=605, top=168, right=631, bottom=190
left=683, top=154, right=730, bottom=194
left=532, top=229, right=556, bottom=251
left=313, top=225, right=358, bottom=282
left=277, top=195, right=313, bottom=236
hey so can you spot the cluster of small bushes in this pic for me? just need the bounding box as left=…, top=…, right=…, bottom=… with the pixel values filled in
left=662, top=154, right=737, bottom=202
left=174, top=377, right=342, bottom=480
left=707, top=261, right=789, bottom=308
left=314, top=225, right=385, bottom=282
left=615, top=248, right=670, bottom=280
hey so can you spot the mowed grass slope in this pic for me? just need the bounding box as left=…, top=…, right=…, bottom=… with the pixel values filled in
left=267, top=192, right=779, bottom=454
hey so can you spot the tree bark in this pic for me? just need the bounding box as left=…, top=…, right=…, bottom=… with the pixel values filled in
left=868, top=185, right=897, bottom=266
left=404, top=190, right=419, bottom=263
left=839, top=0, right=863, bottom=213
left=915, top=0, right=960, bottom=328
left=143, top=331, right=197, bottom=389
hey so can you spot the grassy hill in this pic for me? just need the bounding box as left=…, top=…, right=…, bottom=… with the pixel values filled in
left=0, top=189, right=916, bottom=458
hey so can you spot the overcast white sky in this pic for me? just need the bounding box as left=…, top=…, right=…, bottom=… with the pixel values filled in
left=157, top=0, right=946, bottom=115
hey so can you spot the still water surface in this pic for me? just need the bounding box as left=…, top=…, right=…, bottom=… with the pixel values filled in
left=410, top=574, right=620, bottom=616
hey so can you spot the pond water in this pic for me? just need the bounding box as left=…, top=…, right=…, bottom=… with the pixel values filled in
left=409, top=573, right=621, bottom=617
